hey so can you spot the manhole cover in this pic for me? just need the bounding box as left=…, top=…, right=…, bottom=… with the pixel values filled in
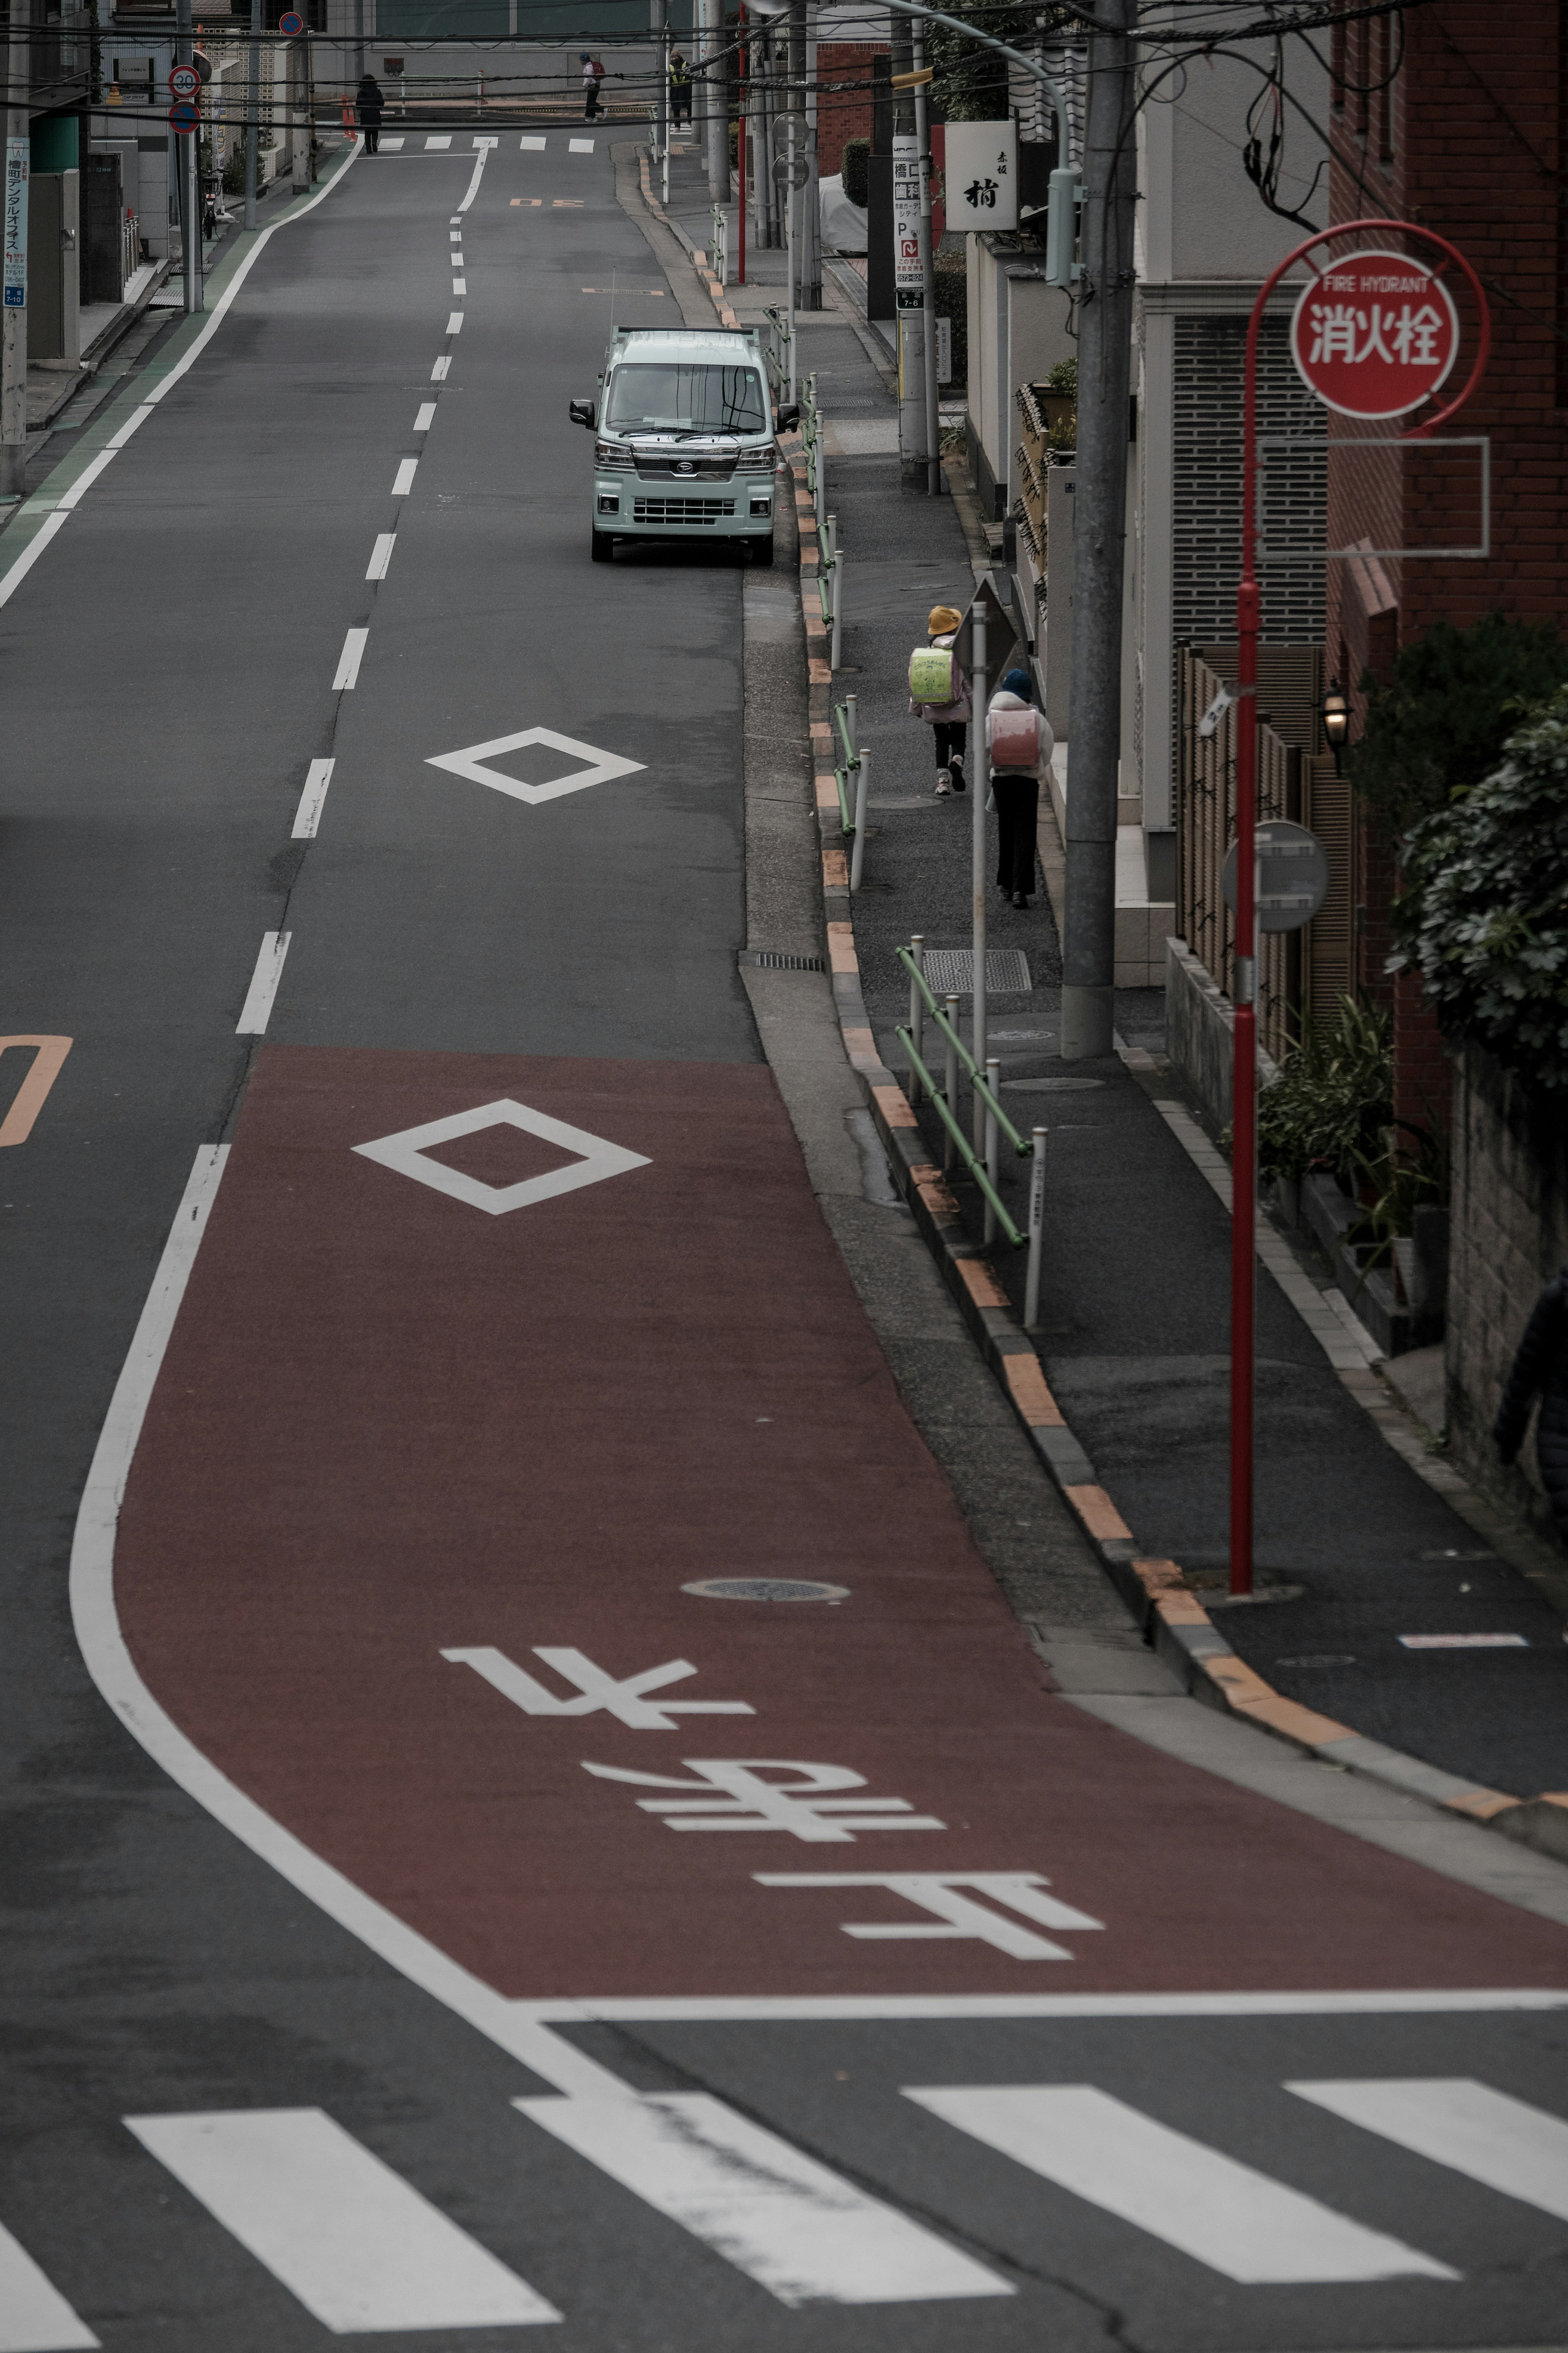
left=682, top=1577, right=851, bottom=1602
left=1002, top=1077, right=1105, bottom=1093
left=916, top=948, right=1032, bottom=997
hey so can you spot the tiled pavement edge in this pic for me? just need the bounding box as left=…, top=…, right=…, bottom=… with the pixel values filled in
left=627, top=143, right=1568, bottom=1873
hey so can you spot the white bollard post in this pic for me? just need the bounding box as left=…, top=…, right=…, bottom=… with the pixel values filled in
left=908, top=933, right=925, bottom=1103
left=849, top=747, right=870, bottom=893
left=1024, top=1126, right=1047, bottom=1328
left=983, top=1056, right=1001, bottom=1246
left=942, top=993, right=960, bottom=1172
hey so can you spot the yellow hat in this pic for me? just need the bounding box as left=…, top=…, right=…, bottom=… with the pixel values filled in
left=928, top=604, right=962, bottom=634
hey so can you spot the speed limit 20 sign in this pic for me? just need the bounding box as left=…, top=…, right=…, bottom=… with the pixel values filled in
left=1291, top=248, right=1459, bottom=419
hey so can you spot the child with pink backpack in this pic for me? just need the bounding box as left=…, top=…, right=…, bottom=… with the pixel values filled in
left=987, top=667, right=1054, bottom=909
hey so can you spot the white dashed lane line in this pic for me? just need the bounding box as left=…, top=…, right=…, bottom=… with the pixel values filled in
left=447, top=312, right=463, bottom=333
left=431, top=356, right=450, bottom=380
left=236, top=933, right=292, bottom=1036
left=292, top=760, right=334, bottom=839
left=366, top=533, right=396, bottom=580
left=334, top=629, right=368, bottom=690
left=391, top=459, right=418, bottom=496
left=414, top=404, right=436, bottom=430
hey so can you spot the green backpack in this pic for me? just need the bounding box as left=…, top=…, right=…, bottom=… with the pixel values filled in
left=909, top=646, right=956, bottom=703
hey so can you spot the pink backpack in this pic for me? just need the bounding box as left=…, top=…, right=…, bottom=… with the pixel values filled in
left=990, top=705, right=1044, bottom=771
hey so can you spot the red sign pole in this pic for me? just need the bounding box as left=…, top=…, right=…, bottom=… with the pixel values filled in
left=737, top=5, right=747, bottom=287
left=1231, top=219, right=1490, bottom=1599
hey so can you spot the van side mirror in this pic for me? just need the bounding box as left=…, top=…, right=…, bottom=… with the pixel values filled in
left=775, top=403, right=800, bottom=433
left=569, top=399, right=596, bottom=427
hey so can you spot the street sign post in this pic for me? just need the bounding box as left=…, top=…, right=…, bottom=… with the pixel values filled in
left=1220, top=821, right=1329, bottom=933
left=169, top=100, right=200, bottom=135
left=169, top=62, right=200, bottom=100
left=278, top=10, right=305, bottom=31
left=1227, top=221, right=1490, bottom=1599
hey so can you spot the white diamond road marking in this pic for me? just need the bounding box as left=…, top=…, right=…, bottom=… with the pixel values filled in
left=425, top=726, right=646, bottom=807
left=353, top=1097, right=651, bottom=1217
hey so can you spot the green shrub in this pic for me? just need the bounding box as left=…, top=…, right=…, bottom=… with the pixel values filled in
left=840, top=136, right=869, bottom=209
left=1392, top=685, right=1568, bottom=1091
left=1347, top=610, right=1568, bottom=839
left=1043, top=356, right=1077, bottom=396
left=1256, top=996, right=1393, bottom=1183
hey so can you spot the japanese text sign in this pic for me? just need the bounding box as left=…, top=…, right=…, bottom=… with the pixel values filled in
left=941, top=121, right=1018, bottom=234
left=1290, top=248, right=1459, bottom=419
left=4, top=137, right=27, bottom=311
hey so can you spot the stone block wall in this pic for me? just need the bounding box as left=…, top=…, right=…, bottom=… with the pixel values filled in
left=1447, top=1041, right=1568, bottom=1548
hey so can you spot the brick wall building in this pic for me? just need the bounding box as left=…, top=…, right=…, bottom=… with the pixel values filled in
left=815, top=41, right=887, bottom=181
left=1325, top=0, right=1568, bottom=1146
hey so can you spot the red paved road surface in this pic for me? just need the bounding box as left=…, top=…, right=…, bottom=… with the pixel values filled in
left=117, top=1046, right=1568, bottom=1997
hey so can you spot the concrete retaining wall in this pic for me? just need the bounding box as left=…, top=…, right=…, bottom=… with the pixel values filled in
left=1166, top=934, right=1278, bottom=1131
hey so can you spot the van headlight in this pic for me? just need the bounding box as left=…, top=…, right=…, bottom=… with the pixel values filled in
left=735, top=446, right=775, bottom=472
left=595, top=440, right=634, bottom=469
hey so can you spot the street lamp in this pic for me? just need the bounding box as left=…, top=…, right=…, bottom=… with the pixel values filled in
left=1321, top=677, right=1350, bottom=772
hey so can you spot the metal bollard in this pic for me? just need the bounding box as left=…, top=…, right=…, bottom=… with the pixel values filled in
left=844, top=690, right=857, bottom=762
left=942, top=993, right=960, bottom=1172
left=831, top=549, right=844, bottom=672
left=1024, top=1126, right=1047, bottom=1328
left=849, top=747, right=870, bottom=893
left=908, top=934, right=925, bottom=1103
left=983, top=1057, right=1001, bottom=1246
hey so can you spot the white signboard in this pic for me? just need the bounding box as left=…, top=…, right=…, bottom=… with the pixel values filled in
left=941, top=120, right=1018, bottom=234
left=3, top=137, right=28, bottom=311
left=892, top=131, right=922, bottom=312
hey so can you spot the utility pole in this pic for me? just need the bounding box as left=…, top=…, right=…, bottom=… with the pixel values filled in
left=244, top=0, right=258, bottom=232
left=1060, top=0, right=1136, bottom=1061
left=701, top=0, right=726, bottom=203
left=354, top=0, right=365, bottom=91
left=910, top=23, right=939, bottom=494
left=799, top=0, right=820, bottom=308
left=1, top=0, right=30, bottom=503
left=175, top=0, right=199, bottom=313
left=890, top=16, right=923, bottom=479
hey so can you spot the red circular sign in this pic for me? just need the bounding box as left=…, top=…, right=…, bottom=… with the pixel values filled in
left=1290, top=247, right=1460, bottom=419
left=168, top=63, right=200, bottom=99
left=169, top=99, right=200, bottom=133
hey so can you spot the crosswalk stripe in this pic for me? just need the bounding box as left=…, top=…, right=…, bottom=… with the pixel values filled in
left=516, top=2093, right=1011, bottom=2307
left=125, top=2110, right=561, bottom=2331
left=425, top=134, right=451, bottom=150
left=904, top=2085, right=1458, bottom=2284
left=0, top=2221, right=98, bottom=2351
left=1289, top=2077, right=1568, bottom=2222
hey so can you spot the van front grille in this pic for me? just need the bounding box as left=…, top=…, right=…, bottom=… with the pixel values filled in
left=632, top=496, right=736, bottom=525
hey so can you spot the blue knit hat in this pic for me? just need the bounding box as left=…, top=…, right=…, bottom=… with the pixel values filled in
left=1000, top=667, right=1036, bottom=700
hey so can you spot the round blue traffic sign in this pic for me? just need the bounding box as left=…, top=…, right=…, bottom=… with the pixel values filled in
left=278, top=11, right=305, bottom=31
left=169, top=99, right=200, bottom=133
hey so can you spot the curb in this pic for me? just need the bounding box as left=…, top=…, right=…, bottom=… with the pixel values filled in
left=637, top=153, right=740, bottom=327
left=786, top=446, right=1568, bottom=1870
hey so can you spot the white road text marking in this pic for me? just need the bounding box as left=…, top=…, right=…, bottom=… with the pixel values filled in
left=581, top=1759, right=946, bottom=1841
left=443, top=1646, right=754, bottom=1728
left=756, top=1872, right=1105, bottom=1959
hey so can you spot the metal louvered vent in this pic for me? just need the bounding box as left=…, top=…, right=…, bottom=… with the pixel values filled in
left=738, top=949, right=826, bottom=971
left=1173, top=316, right=1325, bottom=648
left=918, top=949, right=1033, bottom=996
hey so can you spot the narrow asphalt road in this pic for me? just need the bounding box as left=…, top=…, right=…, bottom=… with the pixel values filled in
left=2, top=132, right=1568, bottom=2353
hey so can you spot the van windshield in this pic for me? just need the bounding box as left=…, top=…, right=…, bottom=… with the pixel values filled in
left=604, top=363, right=768, bottom=435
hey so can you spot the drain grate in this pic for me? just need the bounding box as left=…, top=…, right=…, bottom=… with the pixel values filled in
left=916, top=948, right=1033, bottom=996
left=738, top=950, right=826, bottom=972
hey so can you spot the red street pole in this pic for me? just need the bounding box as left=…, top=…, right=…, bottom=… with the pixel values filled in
left=737, top=6, right=747, bottom=285
left=1230, top=219, right=1490, bottom=1599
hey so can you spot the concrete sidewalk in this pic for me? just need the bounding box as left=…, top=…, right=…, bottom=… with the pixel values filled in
left=788, top=296, right=1568, bottom=1820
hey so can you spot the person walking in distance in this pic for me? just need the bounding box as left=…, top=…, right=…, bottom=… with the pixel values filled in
left=669, top=48, right=692, bottom=128
left=582, top=52, right=606, bottom=120
left=987, top=665, right=1052, bottom=909
left=1496, top=1268, right=1568, bottom=1568
left=356, top=71, right=385, bottom=154
left=910, top=604, right=971, bottom=797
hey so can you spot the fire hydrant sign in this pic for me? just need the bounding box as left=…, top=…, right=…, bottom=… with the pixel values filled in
left=1291, top=247, right=1460, bottom=418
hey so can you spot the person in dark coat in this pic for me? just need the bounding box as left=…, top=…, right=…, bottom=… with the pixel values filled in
left=985, top=666, right=1053, bottom=909
left=356, top=74, right=385, bottom=154
left=1494, top=1267, right=1568, bottom=1541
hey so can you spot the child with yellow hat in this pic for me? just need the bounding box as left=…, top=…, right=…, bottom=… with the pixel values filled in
left=910, top=603, right=971, bottom=796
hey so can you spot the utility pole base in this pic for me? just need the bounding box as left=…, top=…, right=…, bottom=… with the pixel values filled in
left=1060, top=984, right=1114, bottom=1061
left=0, top=446, right=25, bottom=500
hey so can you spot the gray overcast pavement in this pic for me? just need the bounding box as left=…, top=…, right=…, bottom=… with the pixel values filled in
left=2, top=131, right=1568, bottom=2353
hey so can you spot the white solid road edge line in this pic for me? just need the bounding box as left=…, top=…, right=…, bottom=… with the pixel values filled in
left=292, top=758, right=334, bottom=838
left=235, top=931, right=292, bottom=1035
left=0, top=506, right=69, bottom=611
left=333, top=627, right=369, bottom=689
left=65, top=1144, right=633, bottom=2104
